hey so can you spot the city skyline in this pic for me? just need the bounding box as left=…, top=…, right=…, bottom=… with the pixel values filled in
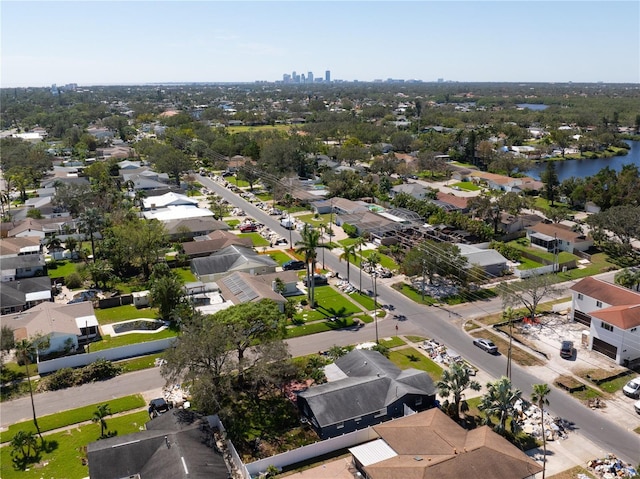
left=1, top=1, right=639, bottom=88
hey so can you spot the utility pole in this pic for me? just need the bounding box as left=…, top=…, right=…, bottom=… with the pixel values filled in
left=421, top=259, right=426, bottom=301
left=373, top=271, right=379, bottom=344
left=553, top=233, right=559, bottom=274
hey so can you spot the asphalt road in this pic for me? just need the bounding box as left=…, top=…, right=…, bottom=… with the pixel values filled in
left=3, top=176, right=638, bottom=462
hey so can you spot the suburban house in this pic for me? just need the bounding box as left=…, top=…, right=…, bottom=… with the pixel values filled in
left=390, top=183, right=429, bottom=200
left=297, top=349, right=436, bottom=439
left=526, top=222, right=593, bottom=254
left=0, top=301, right=99, bottom=355
left=142, top=192, right=199, bottom=211
left=0, top=237, right=42, bottom=257
left=181, top=230, right=252, bottom=258
left=1, top=255, right=47, bottom=282
left=431, top=191, right=470, bottom=213
left=499, top=212, right=544, bottom=235
left=217, top=270, right=299, bottom=312
left=164, top=217, right=229, bottom=241
left=87, top=410, right=230, bottom=479
left=191, top=245, right=278, bottom=282
left=455, top=243, right=509, bottom=277
left=0, top=276, right=53, bottom=315
left=349, top=408, right=542, bottom=479
left=569, top=277, right=640, bottom=365
left=312, top=197, right=369, bottom=215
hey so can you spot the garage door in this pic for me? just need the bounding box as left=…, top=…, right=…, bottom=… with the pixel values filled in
left=592, top=337, right=617, bottom=359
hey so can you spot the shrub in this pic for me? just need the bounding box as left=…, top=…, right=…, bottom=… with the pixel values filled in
left=65, top=272, right=83, bottom=289
left=342, top=223, right=358, bottom=238
left=79, top=358, right=122, bottom=383
left=45, top=367, right=78, bottom=390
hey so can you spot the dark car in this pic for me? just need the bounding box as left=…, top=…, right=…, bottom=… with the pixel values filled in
left=560, top=340, right=574, bottom=359
left=473, top=338, right=498, bottom=354
left=303, top=275, right=328, bottom=286
left=148, top=398, right=171, bottom=416
left=282, top=260, right=305, bottom=271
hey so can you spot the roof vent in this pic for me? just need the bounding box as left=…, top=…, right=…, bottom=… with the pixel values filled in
left=414, top=456, right=423, bottom=461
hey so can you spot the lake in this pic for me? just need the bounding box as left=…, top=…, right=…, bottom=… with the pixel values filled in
left=516, top=103, right=549, bottom=111
left=526, top=140, right=640, bottom=181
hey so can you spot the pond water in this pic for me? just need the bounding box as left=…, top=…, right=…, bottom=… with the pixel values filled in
left=516, top=103, right=549, bottom=111
left=112, top=319, right=165, bottom=334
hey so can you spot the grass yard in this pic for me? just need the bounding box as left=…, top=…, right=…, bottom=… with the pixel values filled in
left=0, top=395, right=145, bottom=444
left=338, top=237, right=359, bottom=247
left=227, top=124, right=292, bottom=133
left=255, top=193, right=273, bottom=201
left=296, top=213, right=334, bottom=227
left=548, top=466, right=596, bottom=479
left=293, top=286, right=362, bottom=323
left=394, top=282, right=437, bottom=305
left=117, top=354, right=164, bottom=373
left=379, top=337, right=406, bottom=349
left=554, top=252, right=617, bottom=280
left=173, top=266, right=197, bottom=283
left=348, top=292, right=377, bottom=310
left=388, top=347, right=443, bottom=381
left=286, top=316, right=361, bottom=338
left=226, top=219, right=241, bottom=229
left=95, top=305, right=159, bottom=325
left=238, top=232, right=270, bottom=247
left=575, top=369, right=634, bottom=394
left=450, top=181, right=480, bottom=191
left=265, top=250, right=294, bottom=265
left=46, top=260, right=79, bottom=278
left=90, top=327, right=178, bottom=352
left=0, top=411, right=149, bottom=479
left=516, top=257, right=544, bottom=270
left=279, top=205, right=309, bottom=214
left=508, top=240, right=577, bottom=265
left=355, top=249, right=399, bottom=270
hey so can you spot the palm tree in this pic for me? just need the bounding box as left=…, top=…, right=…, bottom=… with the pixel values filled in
left=503, top=307, right=516, bottom=379
left=531, top=383, right=551, bottom=479
left=478, top=376, right=522, bottom=436
left=92, top=403, right=111, bottom=438
left=14, top=338, right=49, bottom=444
left=437, top=362, right=481, bottom=421
left=44, top=234, right=62, bottom=255
left=339, top=243, right=357, bottom=284
left=354, top=236, right=367, bottom=292
left=295, top=224, right=320, bottom=308
left=78, top=207, right=104, bottom=262
left=366, top=251, right=381, bottom=343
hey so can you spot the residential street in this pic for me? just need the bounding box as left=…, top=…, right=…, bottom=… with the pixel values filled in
left=2, top=175, right=638, bottom=465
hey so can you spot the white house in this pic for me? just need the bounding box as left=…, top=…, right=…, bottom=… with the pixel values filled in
left=526, top=222, right=593, bottom=254
left=569, top=277, right=640, bottom=365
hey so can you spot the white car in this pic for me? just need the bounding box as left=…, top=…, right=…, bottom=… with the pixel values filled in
left=623, top=378, right=640, bottom=399
left=635, top=399, right=640, bottom=415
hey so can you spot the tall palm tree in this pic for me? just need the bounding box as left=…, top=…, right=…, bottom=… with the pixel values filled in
left=78, top=207, right=104, bottom=262
left=295, top=224, right=320, bottom=308
left=478, top=376, right=522, bottom=436
left=92, top=403, right=111, bottom=438
left=503, top=307, right=516, bottom=379
left=366, top=251, right=381, bottom=342
left=14, top=338, right=48, bottom=444
left=531, top=383, right=551, bottom=479
left=437, top=362, right=481, bottom=421
left=339, top=243, right=357, bottom=284
left=354, top=236, right=367, bottom=292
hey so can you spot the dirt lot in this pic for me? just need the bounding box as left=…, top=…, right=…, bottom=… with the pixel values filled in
left=509, top=313, right=640, bottom=433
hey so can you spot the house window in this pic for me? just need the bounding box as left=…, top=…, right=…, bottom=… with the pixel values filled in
left=415, top=397, right=423, bottom=406
left=354, top=417, right=362, bottom=423
left=577, top=294, right=583, bottom=300
left=596, top=301, right=603, bottom=307
left=601, top=321, right=613, bottom=332
left=374, top=409, right=386, bottom=418
left=336, top=422, right=344, bottom=429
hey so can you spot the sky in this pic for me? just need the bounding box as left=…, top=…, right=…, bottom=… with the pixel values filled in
left=1, top=1, right=639, bottom=88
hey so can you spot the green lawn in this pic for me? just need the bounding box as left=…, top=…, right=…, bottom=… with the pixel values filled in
left=554, top=252, right=617, bottom=280
left=451, top=181, right=480, bottom=191
left=393, top=282, right=496, bottom=306
left=46, top=260, right=78, bottom=278
left=394, top=283, right=437, bottom=305
left=265, top=250, right=294, bottom=265
left=238, top=232, right=270, bottom=247
left=226, top=219, right=240, bottom=229
left=296, top=213, right=334, bottom=227
left=173, top=266, right=197, bottom=283
left=348, top=292, right=377, bottom=311
left=0, top=411, right=149, bottom=479
left=517, top=257, right=544, bottom=270
left=338, top=237, right=359, bottom=247
left=95, top=305, right=159, bottom=325
left=532, top=197, right=576, bottom=212
left=293, top=286, right=362, bottom=322
left=363, top=250, right=398, bottom=270
left=279, top=205, right=309, bottom=214
left=379, top=337, right=406, bottom=349
left=508, top=240, right=577, bottom=264
left=90, top=327, right=177, bottom=352
left=117, top=354, right=164, bottom=374
left=255, top=193, right=273, bottom=201
left=286, top=315, right=362, bottom=338
left=0, top=395, right=145, bottom=444
left=388, top=347, right=443, bottom=381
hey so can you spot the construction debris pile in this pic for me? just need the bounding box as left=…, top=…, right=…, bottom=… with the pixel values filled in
left=517, top=400, right=572, bottom=441
left=587, top=454, right=638, bottom=478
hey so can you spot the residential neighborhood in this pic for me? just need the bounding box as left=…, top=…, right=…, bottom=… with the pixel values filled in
left=1, top=78, right=640, bottom=479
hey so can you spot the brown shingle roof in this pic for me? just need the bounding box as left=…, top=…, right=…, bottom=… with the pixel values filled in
left=529, top=222, right=589, bottom=243
left=436, top=192, right=469, bottom=209
left=181, top=235, right=252, bottom=256
left=0, top=237, right=41, bottom=256
left=570, top=277, right=640, bottom=307
left=363, top=408, right=542, bottom=479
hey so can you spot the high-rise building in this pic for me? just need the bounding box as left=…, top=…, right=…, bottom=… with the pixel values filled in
left=325, top=70, right=331, bottom=83
left=307, top=71, right=314, bottom=83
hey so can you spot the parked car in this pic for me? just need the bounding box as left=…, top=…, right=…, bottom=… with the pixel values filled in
left=148, top=398, right=171, bottom=415
left=473, top=338, right=498, bottom=354
left=560, top=340, right=574, bottom=359
left=303, top=275, right=328, bottom=286
left=635, top=399, right=640, bottom=414
left=239, top=223, right=258, bottom=232
left=623, top=378, right=640, bottom=399
left=282, top=260, right=305, bottom=271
